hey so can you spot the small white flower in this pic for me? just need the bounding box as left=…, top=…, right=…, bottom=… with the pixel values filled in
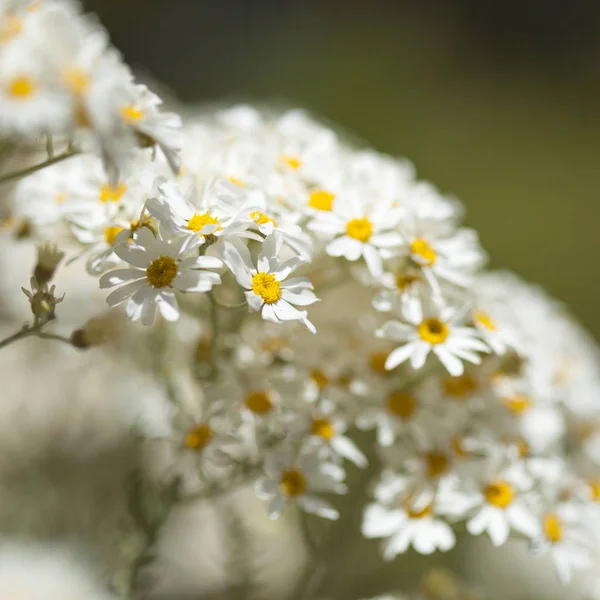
left=99, top=227, right=222, bottom=326
left=308, top=189, right=402, bottom=277
left=221, top=231, right=319, bottom=332
left=376, top=293, right=489, bottom=376
left=256, top=447, right=347, bottom=520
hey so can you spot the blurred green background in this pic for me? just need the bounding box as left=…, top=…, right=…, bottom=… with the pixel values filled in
left=85, top=0, right=600, bottom=337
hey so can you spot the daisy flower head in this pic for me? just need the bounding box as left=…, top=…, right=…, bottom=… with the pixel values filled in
left=376, top=291, right=490, bottom=376
left=221, top=231, right=319, bottom=333
left=256, top=445, right=347, bottom=520
left=99, top=226, right=222, bottom=326
left=362, top=493, right=455, bottom=558
left=308, top=188, right=403, bottom=277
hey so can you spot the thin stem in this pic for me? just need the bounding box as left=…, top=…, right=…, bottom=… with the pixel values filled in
left=0, top=325, right=74, bottom=350
left=0, top=326, right=31, bottom=350
left=207, top=292, right=219, bottom=378
left=0, top=149, right=78, bottom=184
left=45, top=133, right=54, bottom=158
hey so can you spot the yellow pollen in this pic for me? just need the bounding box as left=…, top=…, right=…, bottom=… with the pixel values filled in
left=251, top=272, right=282, bottom=304
left=130, top=215, right=153, bottom=235
left=120, top=104, right=144, bottom=123
left=311, top=369, right=329, bottom=390
left=410, top=238, right=437, bottom=266
left=281, top=155, right=301, bottom=170
left=228, top=176, right=245, bottom=186
left=405, top=501, right=433, bottom=519
left=308, top=189, right=335, bottom=211
left=503, top=394, right=532, bottom=415
left=451, top=436, right=469, bottom=458
left=418, top=318, right=450, bottom=345
left=396, top=273, right=420, bottom=291
left=312, top=417, right=335, bottom=441
left=104, top=226, right=123, bottom=245
left=387, top=390, right=417, bottom=420
left=262, top=336, right=286, bottom=353
left=74, top=102, right=91, bottom=128
left=146, top=255, right=178, bottom=288
left=55, top=193, right=66, bottom=204
left=369, top=351, right=391, bottom=374
left=485, top=480, right=514, bottom=508
left=99, top=183, right=127, bottom=204
left=195, top=336, right=212, bottom=363
left=443, top=374, right=477, bottom=399
left=7, top=76, right=35, bottom=99
left=63, top=67, right=90, bottom=95
left=281, top=467, right=307, bottom=497
left=245, top=390, right=273, bottom=414
left=543, top=513, right=563, bottom=543
left=346, top=217, right=373, bottom=242
left=337, top=374, right=352, bottom=389
left=0, top=14, right=23, bottom=43
left=184, top=423, right=213, bottom=451
left=250, top=210, right=277, bottom=226
left=187, top=211, right=220, bottom=233
left=425, top=452, right=449, bottom=478
left=589, top=480, right=600, bottom=501
left=474, top=309, right=496, bottom=331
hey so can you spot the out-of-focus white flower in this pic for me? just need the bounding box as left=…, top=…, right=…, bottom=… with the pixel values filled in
left=99, top=226, right=222, bottom=326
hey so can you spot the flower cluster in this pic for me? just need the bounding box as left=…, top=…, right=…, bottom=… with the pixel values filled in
left=0, top=0, right=181, bottom=174
left=4, top=4, right=600, bottom=596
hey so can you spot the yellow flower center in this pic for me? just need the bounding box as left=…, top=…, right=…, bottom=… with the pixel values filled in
left=104, top=226, right=124, bottom=245
left=228, top=176, right=245, bottom=186
left=312, top=417, right=335, bottom=441
left=451, top=436, right=469, bottom=458
left=7, top=76, right=35, bottom=99
left=120, top=104, right=144, bottom=123
left=99, top=183, right=127, bottom=203
left=184, top=423, right=213, bottom=451
left=426, top=451, right=449, bottom=478
left=245, top=390, right=273, bottom=414
left=503, top=394, right=532, bottom=415
left=443, top=374, right=477, bottom=399
left=485, top=480, right=514, bottom=508
left=187, top=211, right=220, bottom=233
left=281, top=155, right=301, bottom=170
left=410, top=238, right=437, bottom=266
left=543, top=513, right=563, bottom=543
left=55, top=193, right=66, bottom=204
left=474, top=310, right=496, bottom=331
left=262, top=336, right=287, bottom=353
left=308, top=189, right=335, bottom=211
left=418, top=318, right=450, bottom=345
left=281, top=467, right=307, bottom=497
left=369, top=351, right=391, bottom=374
left=0, top=14, right=23, bottom=44
left=250, top=210, right=277, bottom=226
left=146, top=256, right=178, bottom=288
left=405, top=501, right=433, bottom=519
left=130, top=215, right=154, bottom=235
left=395, top=273, right=420, bottom=291
left=311, top=369, right=329, bottom=390
left=63, top=67, right=90, bottom=96
left=387, top=391, right=417, bottom=420
left=589, top=480, right=600, bottom=501
left=251, top=272, right=282, bottom=304
left=346, top=217, right=373, bottom=242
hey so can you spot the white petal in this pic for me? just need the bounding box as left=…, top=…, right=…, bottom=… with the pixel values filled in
left=105, top=279, right=146, bottom=306
left=99, top=268, right=144, bottom=289
left=385, top=343, right=416, bottom=370
left=362, top=504, right=405, bottom=538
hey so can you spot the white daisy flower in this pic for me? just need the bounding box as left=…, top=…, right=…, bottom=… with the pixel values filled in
left=362, top=500, right=455, bottom=558
left=470, top=306, right=517, bottom=355
left=376, top=293, right=490, bottom=376
left=98, top=227, right=222, bottom=326
left=256, top=447, right=347, bottom=520
left=308, top=189, right=403, bottom=277
left=221, top=231, right=319, bottom=332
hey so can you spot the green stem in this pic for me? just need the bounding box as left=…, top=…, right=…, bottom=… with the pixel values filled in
left=0, top=149, right=78, bottom=184
left=0, top=325, right=74, bottom=350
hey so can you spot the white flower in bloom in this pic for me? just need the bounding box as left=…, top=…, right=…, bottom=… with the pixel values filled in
left=362, top=500, right=455, bottom=558
left=471, top=306, right=516, bottom=355
left=99, top=227, right=222, bottom=325
left=147, top=179, right=260, bottom=243
left=221, top=232, right=319, bottom=332
left=308, top=189, right=402, bottom=277
left=376, top=293, right=489, bottom=376
left=256, top=447, right=347, bottom=519
left=530, top=504, right=594, bottom=583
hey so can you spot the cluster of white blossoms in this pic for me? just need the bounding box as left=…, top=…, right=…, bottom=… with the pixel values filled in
left=3, top=2, right=600, bottom=598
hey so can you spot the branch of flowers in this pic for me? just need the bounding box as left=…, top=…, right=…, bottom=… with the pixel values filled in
left=0, top=324, right=74, bottom=350
left=0, top=148, right=78, bottom=184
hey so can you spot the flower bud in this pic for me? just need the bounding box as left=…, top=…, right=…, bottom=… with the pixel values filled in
left=21, top=278, right=64, bottom=326
left=70, top=315, right=119, bottom=349
left=34, top=243, right=65, bottom=285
